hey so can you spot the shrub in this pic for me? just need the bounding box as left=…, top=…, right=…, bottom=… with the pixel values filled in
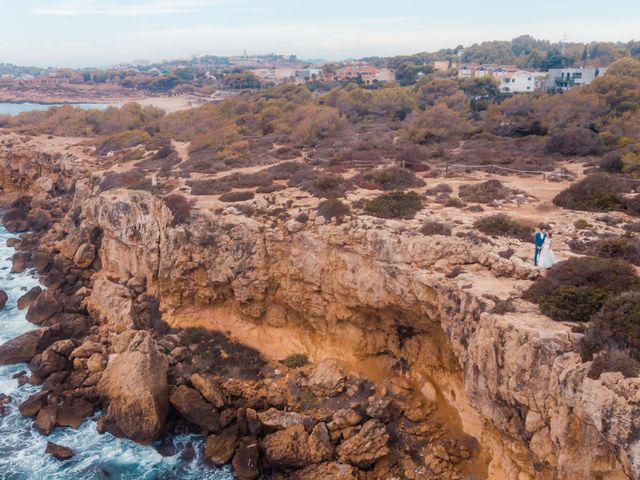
left=364, top=191, right=423, bottom=219
left=459, top=180, right=511, bottom=204
left=91, top=130, right=151, bottom=156
left=295, top=212, right=309, bottom=223
left=220, top=172, right=273, bottom=189
left=473, top=214, right=532, bottom=241
left=189, top=179, right=231, bottom=196
left=99, top=171, right=146, bottom=192
left=591, top=292, right=640, bottom=357
left=544, top=127, right=602, bottom=156
left=592, top=237, right=640, bottom=265
left=263, top=161, right=310, bottom=180
left=523, top=257, right=639, bottom=322
left=574, top=219, right=592, bottom=230
left=538, top=285, right=609, bottom=322
left=354, top=167, right=425, bottom=191
left=553, top=174, right=626, bottom=212
left=219, top=191, right=255, bottom=202
left=599, top=153, right=624, bottom=173
left=588, top=349, right=640, bottom=379
left=491, top=300, right=516, bottom=314
left=624, top=222, right=640, bottom=233
left=289, top=171, right=351, bottom=198
left=425, top=183, right=453, bottom=195
left=420, top=220, right=452, bottom=236
left=280, top=353, right=309, bottom=369
left=444, top=197, right=466, bottom=208
left=256, top=183, right=286, bottom=194
left=317, top=199, right=350, bottom=220
left=164, top=193, right=193, bottom=226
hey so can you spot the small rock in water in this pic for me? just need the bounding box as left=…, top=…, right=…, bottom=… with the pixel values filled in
left=0, top=290, right=7, bottom=309
left=45, top=441, right=74, bottom=460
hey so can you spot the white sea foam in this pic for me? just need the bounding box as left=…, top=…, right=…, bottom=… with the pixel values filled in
left=0, top=222, right=231, bottom=479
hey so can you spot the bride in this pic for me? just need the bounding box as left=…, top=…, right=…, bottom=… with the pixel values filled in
left=538, top=231, right=557, bottom=269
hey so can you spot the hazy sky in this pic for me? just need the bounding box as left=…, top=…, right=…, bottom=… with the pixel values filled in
left=2, top=0, right=639, bottom=67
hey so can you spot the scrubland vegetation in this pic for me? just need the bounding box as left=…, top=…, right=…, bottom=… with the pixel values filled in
left=4, top=52, right=640, bottom=379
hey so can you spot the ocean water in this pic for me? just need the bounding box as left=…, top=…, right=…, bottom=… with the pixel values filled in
left=0, top=222, right=231, bottom=479
left=0, top=103, right=112, bottom=116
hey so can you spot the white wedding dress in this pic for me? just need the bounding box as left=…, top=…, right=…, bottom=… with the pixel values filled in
left=538, top=237, right=556, bottom=269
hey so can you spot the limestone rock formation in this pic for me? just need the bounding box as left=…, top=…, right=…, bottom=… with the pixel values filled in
left=97, top=331, right=168, bottom=444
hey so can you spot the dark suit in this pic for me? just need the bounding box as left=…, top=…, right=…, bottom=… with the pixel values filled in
left=534, top=232, right=546, bottom=266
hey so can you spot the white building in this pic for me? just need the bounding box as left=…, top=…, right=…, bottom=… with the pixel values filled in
left=498, top=71, right=547, bottom=93
left=546, top=67, right=607, bottom=91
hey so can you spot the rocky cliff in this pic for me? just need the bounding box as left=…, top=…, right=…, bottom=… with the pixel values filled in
left=66, top=186, right=639, bottom=480
left=1, top=135, right=639, bottom=479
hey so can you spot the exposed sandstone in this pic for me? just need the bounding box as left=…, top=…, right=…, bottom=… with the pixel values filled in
left=204, top=425, right=238, bottom=465
left=190, top=373, right=225, bottom=408
left=336, top=419, right=390, bottom=468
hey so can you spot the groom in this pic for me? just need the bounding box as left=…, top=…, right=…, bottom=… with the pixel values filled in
left=533, top=227, right=546, bottom=266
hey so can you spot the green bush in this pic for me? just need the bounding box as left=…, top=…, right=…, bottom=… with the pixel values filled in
left=473, top=214, right=532, bottom=241
left=289, top=171, right=351, bottom=198
left=91, top=129, right=151, bottom=156
left=599, top=153, right=624, bottom=173
left=219, top=191, right=255, bottom=202
left=280, top=353, right=309, bottom=369
left=425, top=183, right=453, bottom=195
left=524, top=257, right=639, bottom=322
left=364, top=191, right=423, bottom=219
left=588, top=349, right=640, bottom=379
left=354, top=167, right=425, bottom=191
left=444, top=197, right=465, bottom=208
left=164, top=193, right=193, bottom=226
left=544, top=127, right=602, bottom=156
left=458, top=180, right=512, bottom=204
left=317, top=199, right=350, bottom=221
left=189, top=178, right=232, bottom=195
left=420, top=220, right=452, bottom=236
left=539, top=285, right=609, bottom=322
left=553, top=174, right=626, bottom=212
left=591, top=292, right=640, bottom=357
left=574, top=219, right=592, bottom=230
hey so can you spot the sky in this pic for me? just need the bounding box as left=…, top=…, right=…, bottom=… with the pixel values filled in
left=1, top=0, right=640, bottom=67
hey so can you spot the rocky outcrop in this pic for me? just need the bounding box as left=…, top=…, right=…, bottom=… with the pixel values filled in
left=169, top=385, right=220, bottom=433
left=97, top=331, right=168, bottom=444
left=70, top=189, right=640, bottom=480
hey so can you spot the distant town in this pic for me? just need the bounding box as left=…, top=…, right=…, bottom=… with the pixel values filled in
left=0, top=35, right=638, bottom=104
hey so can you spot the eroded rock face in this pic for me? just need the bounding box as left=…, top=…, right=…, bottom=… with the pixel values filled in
left=204, top=425, right=238, bottom=465
left=49, top=183, right=640, bottom=479
left=261, top=424, right=312, bottom=468
left=97, top=331, right=168, bottom=444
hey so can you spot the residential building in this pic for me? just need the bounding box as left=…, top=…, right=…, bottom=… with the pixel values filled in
left=295, top=68, right=322, bottom=81
left=334, top=65, right=395, bottom=85
left=498, top=71, right=547, bottom=93
left=434, top=60, right=453, bottom=72
left=546, top=67, right=607, bottom=91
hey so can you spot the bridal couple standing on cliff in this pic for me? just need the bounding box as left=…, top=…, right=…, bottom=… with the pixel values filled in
left=534, top=227, right=556, bottom=269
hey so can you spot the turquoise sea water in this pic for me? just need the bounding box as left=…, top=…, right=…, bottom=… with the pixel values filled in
left=0, top=221, right=232, bottom=479
left=0, top=103, right=112, bottom=116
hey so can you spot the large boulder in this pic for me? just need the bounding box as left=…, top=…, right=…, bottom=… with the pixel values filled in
left=0, top=329, right=47, bottom=365
left=17, top=286, right=42, bottom=310
left=26, top=208, right=51, bottom=232
left=35, top=403, right=58, bottom=435
left=233, top=438, right=259, bottom=480
left=45, top=442, right=74, bottom=461
left=0, top=315, right=88, bottom=366
left=336, top=419, right=390, bottom=468
left=2, top=206, right=30, bottom=233
left=169, top=385, right=220, bottom=433
left=11, top=252, right=30, bottom=274
left=258, top=408, right=313, bottom=431
left=73, top=243, right=96, bottom=269
left=190, top=373, right=225, bottom=408
left=97, top=331, right=168, bottom=444
left=57, top=396, right=94, bottom=428
left=260, top=424, right=312, bottom=468
left=204, top=424, right=239, bottom=465
left=26, top=291, right=62, bottom=325
left=287, top=462, right=356, bottom=480
left=29, top=349, right=66, bottom=378
left=303, top=359, right=347, bottom=397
